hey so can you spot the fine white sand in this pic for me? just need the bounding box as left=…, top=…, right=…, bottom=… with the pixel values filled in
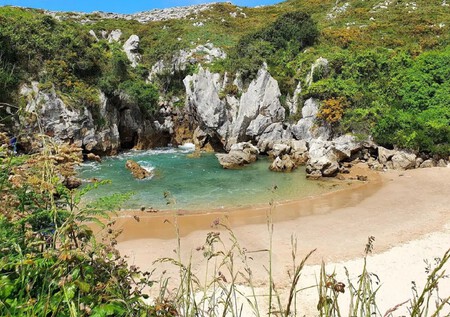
left=115, top=166, right=450, bottom=315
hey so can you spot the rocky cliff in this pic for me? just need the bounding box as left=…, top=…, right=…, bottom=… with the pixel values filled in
left=18, top=82, right=173, bottom=155
left=3, top=0, right=449, bottom=177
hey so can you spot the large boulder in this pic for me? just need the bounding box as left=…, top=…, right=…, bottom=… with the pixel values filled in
left=108, top=29, right=122, bottom=43
left=125, top=160, right=152, bottom=179
left=306, top=139, right=339, bottom=178
left=332, top=134, right=362, bottom=161
left=377, top=146, right=417, bottom=170
left=420, top=159, right=435, bottom=168
left=437, top=159, right=448, bottom=167
left=269, top=154, right=296, bottom=172
left=123, top=35, right=141, bottom=68
left=216, top=142, right=259, bottom=169
left=378, top=146, right=396, bottom=164
left=256, top=123, right=292, bottom=153
left=290, top=140, right=309, bottom=165
left=391, top=152, right=417, bottom=170
left=305, top=136, right=359, bottom=178
left=268, top=143, right=291, bottom=158
left=291, top=140, right=308, bottom=153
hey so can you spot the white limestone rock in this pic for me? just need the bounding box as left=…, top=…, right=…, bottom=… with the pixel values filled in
left=230, top=65, right=285, bottom=145
left=123, top=35, right=141, bottom=68
left=183, top=67, right=226, bottom=129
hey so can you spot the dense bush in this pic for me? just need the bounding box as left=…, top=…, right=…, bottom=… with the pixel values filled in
left=373, top=48, right=450, bottom=155
left=0, top=11, right=101, bottom=82
left=317, top=97, right=350, bottom=125
left=98, top=46, right=130, bottom=95
left=119, top=80, right=159, bottom=115
left=228, top=11, right=319, bottom=85
left=304, top=47, right=450, bottom=156
left=0, top=139, right=159, bottom=316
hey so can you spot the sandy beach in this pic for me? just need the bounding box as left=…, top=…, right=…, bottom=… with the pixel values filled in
left=114, top=166, right=450, bottom=315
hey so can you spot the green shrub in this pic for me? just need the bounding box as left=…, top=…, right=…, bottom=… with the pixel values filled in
left=0, top=140, right=156, bottom=316
left=393, top=48, right=450, bottom=111
left=119, top=80, right=159, bottom=115
left=228, top=11, right=319, bottom=84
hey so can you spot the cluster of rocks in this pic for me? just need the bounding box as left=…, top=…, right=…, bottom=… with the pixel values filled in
left=215, top=142, right=259, bottom=169
left=148, top=43, right=226, bottom=82
left=88, top=29, right=122, bottom=43
left=215, top=136, right=449, bottom=180
left=268, top=141, right=309, bottom=172
left=43, top=3, right=219, bottom=24
left=305, top=135, right=362, bottom=178
left=376, top=147, right=448, bottom=170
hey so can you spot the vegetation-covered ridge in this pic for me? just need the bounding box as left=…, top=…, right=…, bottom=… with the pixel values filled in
left=0, top=0, right=449, bottom=155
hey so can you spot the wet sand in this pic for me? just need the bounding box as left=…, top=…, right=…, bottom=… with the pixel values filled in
left=113, top=164, right=382, bottom=241
left=113, top=165, right=450, bottom=315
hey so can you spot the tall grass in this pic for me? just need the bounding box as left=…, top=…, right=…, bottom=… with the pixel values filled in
left=152, top=210, right=450, bottom=317
left=1, top=128, right=448, bottom=316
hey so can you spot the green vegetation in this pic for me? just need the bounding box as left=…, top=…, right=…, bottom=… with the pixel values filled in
left=227, top=11, right=319, bottom=84
left=306, top=47, right=450, bottom=155
left=0, top=7, right=159, bottom=116
left=0, top=1, right=449, bottom=315
left=1, top=0, right=449, bottom=155
left=0, top=138, right=160, bottom=316
left=119, top=80, right=159, bottom=115
left=1, top=133, right=449, bottom=316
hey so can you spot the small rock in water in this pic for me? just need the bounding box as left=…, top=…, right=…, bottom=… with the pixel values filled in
left=125, top=160, right=152, bottom=179
left=63, top=176, right=82, bottom=189
left=86, top=153, right=102, bottom=162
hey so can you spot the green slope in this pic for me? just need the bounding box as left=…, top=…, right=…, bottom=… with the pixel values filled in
left=0, top=0, right=449, bottom=155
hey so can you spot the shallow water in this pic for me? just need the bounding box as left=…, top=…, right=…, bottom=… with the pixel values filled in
left=77, top=147, right=340, bottom=211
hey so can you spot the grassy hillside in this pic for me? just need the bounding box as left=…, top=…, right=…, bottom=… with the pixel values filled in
left=0, top=0, right=449, bottom=155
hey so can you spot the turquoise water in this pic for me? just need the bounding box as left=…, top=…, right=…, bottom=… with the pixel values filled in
left=77, top=148, right=334, bottom=211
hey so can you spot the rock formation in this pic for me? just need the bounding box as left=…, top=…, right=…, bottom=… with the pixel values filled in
left=18, top=83, right=172, bottom=156
left=216, top=142, right=259, bottom=169
left=184, top=64, right=288, bottom=152
left=44, top=3, right=217, bottom=24
left=269, top=154, right=296, bottom=172
left=15, top=46, right=448, bottom=180
left=123, top=35, right=141, bottom=68
left=125, top=160, right=152, bottom=179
